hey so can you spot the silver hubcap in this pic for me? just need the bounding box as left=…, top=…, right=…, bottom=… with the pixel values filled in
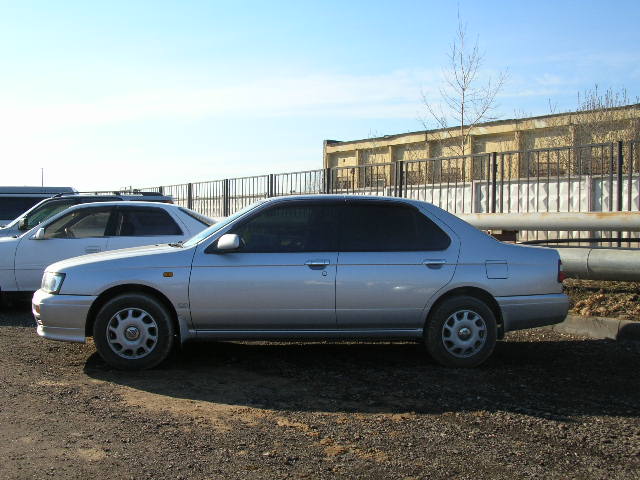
left=442, top=309, right=487, bottom=358
left=106, top=308, right=158, bottom=359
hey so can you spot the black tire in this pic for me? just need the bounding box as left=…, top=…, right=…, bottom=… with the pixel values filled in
left=93, top=294, right=174, bottom=370
left=425, top=295, right=497, bottom=368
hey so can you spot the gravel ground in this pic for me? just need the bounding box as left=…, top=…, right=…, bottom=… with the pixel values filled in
left=1, top=301, right=639, bottom=480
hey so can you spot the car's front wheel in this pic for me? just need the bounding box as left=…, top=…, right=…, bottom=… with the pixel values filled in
left=425, top=295, right=497, bottom=368
left=93, top=294, right=174, bottom=370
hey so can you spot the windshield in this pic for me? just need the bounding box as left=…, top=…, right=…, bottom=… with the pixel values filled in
left=181, top=201, right=264, bottom=248
left=3, top=198, right=50, bottom=228
left=4, top=198, right=76, bottom=230
left=0, top=197, right=48, bottom=224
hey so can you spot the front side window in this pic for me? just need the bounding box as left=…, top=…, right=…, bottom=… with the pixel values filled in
left=115, top=208, right=183, bottom=236
left=231, top=203, right=339, bottom=252
left=340, top=203, right=451, bottom=252
left=44, top=209, right=111, bottom=239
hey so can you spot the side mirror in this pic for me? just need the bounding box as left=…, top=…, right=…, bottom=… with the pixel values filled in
left=32, top=228, right=45, bottom=240
left=216, top=233, right=241, bottom=252
left=18, top=218, right=28, bottom=231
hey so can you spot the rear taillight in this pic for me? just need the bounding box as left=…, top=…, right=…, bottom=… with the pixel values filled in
left=557, top=259, right=567, bottom=283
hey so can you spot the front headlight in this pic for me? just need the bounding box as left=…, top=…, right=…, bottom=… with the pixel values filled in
left=41, top=272, right=66, bottom=294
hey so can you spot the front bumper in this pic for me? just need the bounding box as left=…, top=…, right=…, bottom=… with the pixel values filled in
left=497, top=293, right=569, bottom=333
left=32, top=289, right=97, bottom=343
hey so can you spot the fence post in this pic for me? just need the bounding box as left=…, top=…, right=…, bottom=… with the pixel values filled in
left=617, top=141, right=624, bottom=211
left=394, top=161, right=404, bottom=198
left=491, top=152, right=498, bottom=213
left=158, top=186, right=164, bottom=196
left=617, top=141, right=624, bottom=247
left=267, top=174, right=275, bottom=197
left=187, top=183, right=193, bottom=209
left=223, top=179, right=230, bottom=216
left=324, top=167, right=332, bottom=194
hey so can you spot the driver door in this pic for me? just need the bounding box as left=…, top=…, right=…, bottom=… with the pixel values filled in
left=189, top=201, right=340, bottom=331
left=14, top=207, right=113, bottom=291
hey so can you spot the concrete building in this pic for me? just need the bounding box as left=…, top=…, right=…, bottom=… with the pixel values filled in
left=323, top=104, right=640, bottom=182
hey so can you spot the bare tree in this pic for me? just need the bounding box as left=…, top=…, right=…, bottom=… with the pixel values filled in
left=422, top=11, right=507, bottom=156
left=574, top=85, right=640, bottom=144
left=536, top=85, right=640, bottom=150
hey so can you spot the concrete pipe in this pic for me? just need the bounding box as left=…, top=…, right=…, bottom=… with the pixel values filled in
left=554, top=247, right=640, bottom=281
left=458, top=212, right=640, bottom=232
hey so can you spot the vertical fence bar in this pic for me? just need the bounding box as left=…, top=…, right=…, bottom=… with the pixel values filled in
left=395, top=161, right=404, bottom=198
left=608, top=143, right=614, bottom=212
left=324, top=168, right=332, bottom=194
left=617, top=141, right=624, bottom=246
left=490, top=152, right=497, bottom=213
left=187, top=183, right=193, bottom=210
left=268, top=174, right=275, bottom=198
left=629, top=141, right=635, bottom=212
left=499, top=153, right=504, bottom=213
left=222, top=179, right=230, bottom=216
left=617, top=141, right=624, bottom=211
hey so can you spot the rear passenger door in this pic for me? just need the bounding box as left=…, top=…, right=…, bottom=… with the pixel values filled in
left=105, top=206, right=186, bottom=250
left=336, top=200, right=459, bottom=330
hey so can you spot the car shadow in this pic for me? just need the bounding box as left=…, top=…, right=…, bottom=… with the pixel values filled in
left=84, top=336, right=640, bottom=419
left=0, top=300, right=35, bottom=327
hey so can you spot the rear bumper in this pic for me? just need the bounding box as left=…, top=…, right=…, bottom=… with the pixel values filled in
left=497, top=293, right=569, bottom=332
left=32, top=289, right=96, bottom=343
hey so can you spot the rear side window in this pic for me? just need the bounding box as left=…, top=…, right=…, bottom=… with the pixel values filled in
left=231, top=203, right=338, bottom=252
left=115, top=208, right=183, bottom=236
left=340, top=203, right=451, bottom=252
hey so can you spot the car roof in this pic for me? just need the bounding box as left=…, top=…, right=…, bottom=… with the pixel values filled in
left=0, top=186, right=76, bottom=194
left=262, top=194, right=423, bottom=205
left=64, top=201, right=178, bottom=210
left=47, top=193, right=170, bottom=199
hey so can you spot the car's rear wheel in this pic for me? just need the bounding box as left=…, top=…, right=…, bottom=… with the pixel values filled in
left=425, top=295, right=497, bottom=368
left=93, top=294, right=174, bottom=370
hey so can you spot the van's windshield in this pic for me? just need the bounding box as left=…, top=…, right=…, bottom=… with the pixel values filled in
left=3, top=199, right=76, bottom=230
left=0, top=197, right=48, bottom=224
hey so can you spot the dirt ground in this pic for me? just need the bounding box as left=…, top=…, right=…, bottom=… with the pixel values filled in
left=565, top=279, right=640, bottom=320
left=1, top=301, right=639, bottom=479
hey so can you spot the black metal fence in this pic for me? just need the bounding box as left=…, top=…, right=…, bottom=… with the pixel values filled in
left=137, top=141, right=639, bottom=223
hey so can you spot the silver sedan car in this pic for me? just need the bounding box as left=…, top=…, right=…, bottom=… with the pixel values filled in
left=33, top=196, right=569, bottom=369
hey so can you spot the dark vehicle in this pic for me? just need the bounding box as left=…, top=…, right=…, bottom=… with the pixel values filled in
left=0, top=192, right=173, bottom=238
left=0, top=187, right=76, bottom=226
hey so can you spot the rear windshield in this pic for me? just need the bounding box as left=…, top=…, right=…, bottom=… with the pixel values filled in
left=178, top=207, right=215, bottom=227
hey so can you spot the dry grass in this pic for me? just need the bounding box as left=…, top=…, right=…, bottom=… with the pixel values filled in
left=564, top=279, right=640, bottom=320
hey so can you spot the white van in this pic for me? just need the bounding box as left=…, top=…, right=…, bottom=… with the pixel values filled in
left=0, top=187, right=76, bottom=226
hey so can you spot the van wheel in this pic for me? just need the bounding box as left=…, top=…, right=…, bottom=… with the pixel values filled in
left=93, top=294, right=174, bottom=370
left=425, top=295, right=497, bottom=368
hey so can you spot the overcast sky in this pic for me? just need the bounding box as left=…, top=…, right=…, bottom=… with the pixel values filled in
left=1, top=0, right=639, bottom=191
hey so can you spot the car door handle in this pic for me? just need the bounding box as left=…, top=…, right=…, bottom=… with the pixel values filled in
left=85, top=246, right=102, bottom=254
left=423, top=259, right=446, bottom=268
left=305, top=259, right=330, bottom=269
